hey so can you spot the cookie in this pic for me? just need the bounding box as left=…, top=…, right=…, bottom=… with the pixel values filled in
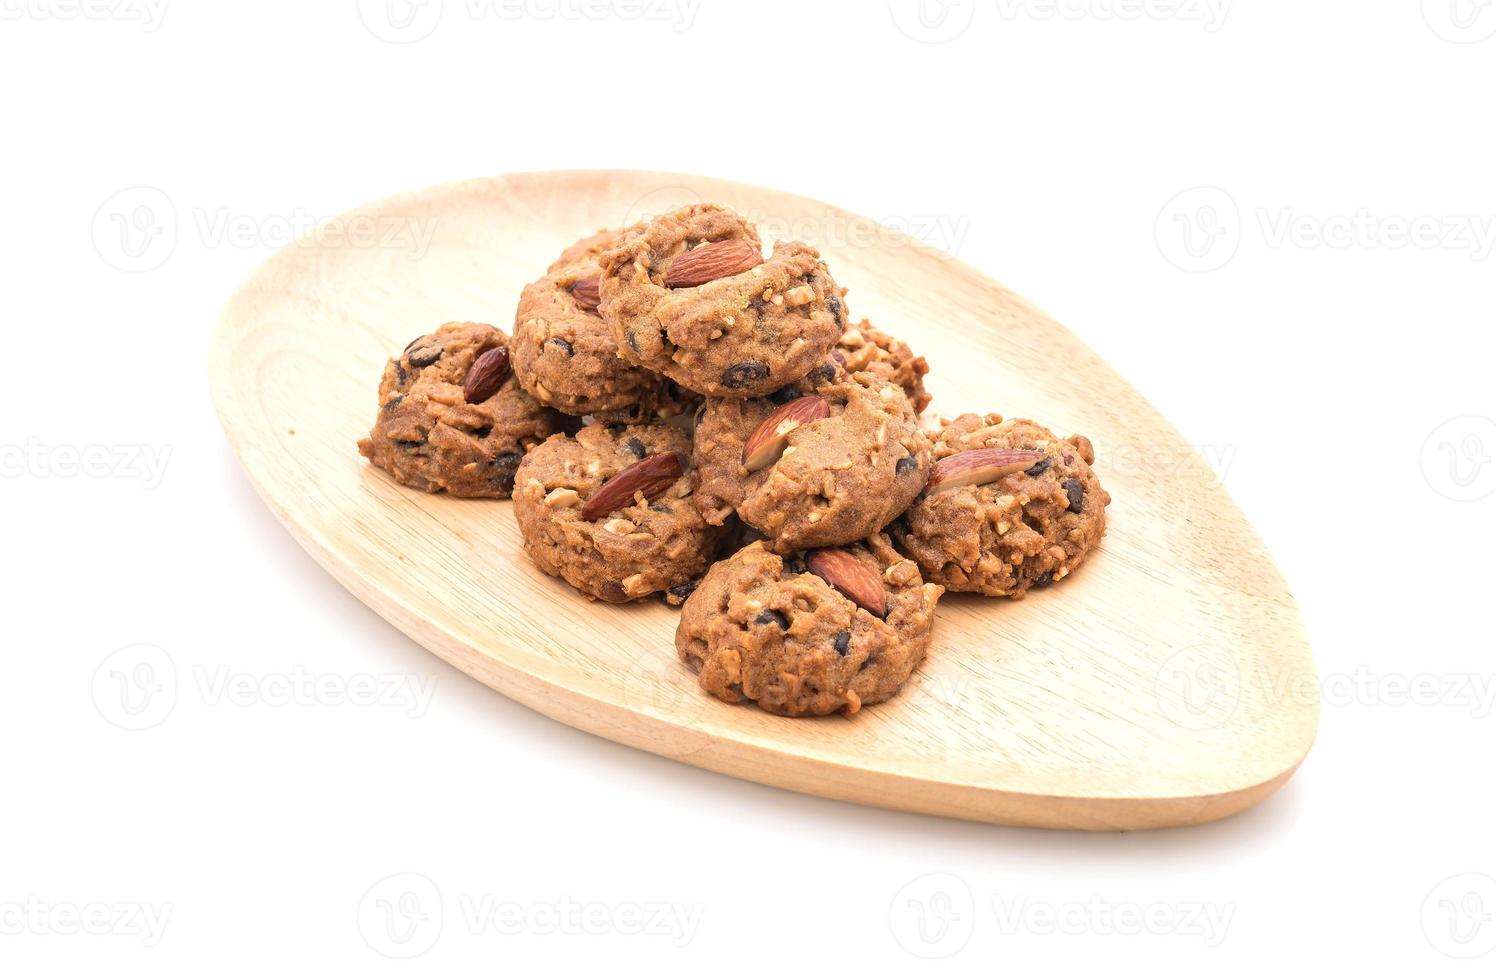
left=835, top=319, right=931, bottom=414
left=676, top=536, right=942, bottom=717
left=512, top=227, right=679, bottom=421
left=692, top=369, right=932, bottom=553
left=512, top=422, right=728, bottom=603
left=891, top=413, right=1110, bottom=597
left=357, top=321, right=558, bottom=498
left=597, top=204, right=845, bottom=398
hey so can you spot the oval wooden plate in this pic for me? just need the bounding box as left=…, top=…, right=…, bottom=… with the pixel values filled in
left=209, top=170, right=1317, bottom=830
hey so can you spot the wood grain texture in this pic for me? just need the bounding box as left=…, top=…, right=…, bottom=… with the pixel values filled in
left=208, top=170, right=1318, bottom=830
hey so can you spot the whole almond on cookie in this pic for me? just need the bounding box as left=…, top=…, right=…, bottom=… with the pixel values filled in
left=570, top=275, right=601, bottom=311
left=463, top=346, right=511, bottom=404
left=741, top=396, right=830, bottom=472
left=925, top=447, right=1046, bottom=494
left=664, top=239, right=763, bottom=288
left=580, top=452, right=684, bottom=521
left=806, top=548, right=888, bottom=618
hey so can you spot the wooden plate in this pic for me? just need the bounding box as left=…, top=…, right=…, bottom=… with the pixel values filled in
left=209, top=170, right=1318, bottom=830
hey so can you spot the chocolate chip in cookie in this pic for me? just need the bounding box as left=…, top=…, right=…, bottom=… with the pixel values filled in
left=721, top=360, right=771, bottom=390
left=407, top=344, right=443, bottom=368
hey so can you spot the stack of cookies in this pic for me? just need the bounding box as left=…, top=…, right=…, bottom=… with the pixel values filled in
left=357, top=204, right=1110, bottom=718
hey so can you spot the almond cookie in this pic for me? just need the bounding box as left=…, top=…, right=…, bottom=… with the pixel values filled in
left=835, top=319, right=931, bottom=414
left=512, top=227, right=679, bottom=421
left=676, top=536, right=942, bottom=717
left=597, top=204, right=845, bottom=397
left=357, top=321, right=558, bottom=498
left=891, top=413, right=1110, bottom=597
left=692, top=369, right=932, bottom=553
left=513, top=422, right=728, bottom=603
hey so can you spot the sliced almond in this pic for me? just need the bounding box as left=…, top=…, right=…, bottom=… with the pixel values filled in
left=741, top=396, right=829, bottom=472
left=925, top=447, right=1046, bottom=494
left=805, top=548, right=888, bottom=618
left=570, top=275, right=601, bottom=311
left=664, top=239, right=762, bottom=288
left=462, top=346, right=510, bottom=404
left=580, top=452, right=683, bottom=521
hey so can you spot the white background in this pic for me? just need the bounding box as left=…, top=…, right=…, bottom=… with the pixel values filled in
left=3, top=0, right=1493, bottom=975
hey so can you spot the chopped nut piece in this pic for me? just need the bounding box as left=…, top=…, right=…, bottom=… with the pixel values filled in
left=784, top=284, right=815, bottom=306
left=1066, top=434, right=1096, bottom=466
